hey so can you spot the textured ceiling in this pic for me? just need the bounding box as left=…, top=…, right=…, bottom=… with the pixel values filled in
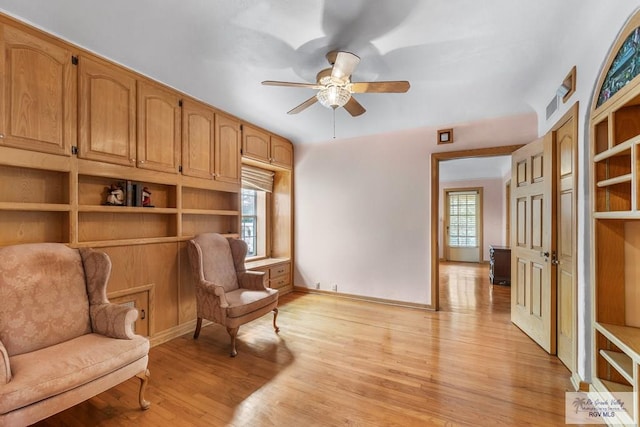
left=0, top=0, right=620, bottom=143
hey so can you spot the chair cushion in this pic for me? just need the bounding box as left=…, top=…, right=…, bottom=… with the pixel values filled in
left=0, top=243, right=91, bottom=357
left=193, top=234, right=239, bottom=292
left=225, top=288, right=278, bottom=318
left=0, top=333, right=149, bottom=415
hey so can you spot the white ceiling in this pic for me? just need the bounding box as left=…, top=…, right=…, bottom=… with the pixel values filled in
left=0, top=0, right=619, bottom=144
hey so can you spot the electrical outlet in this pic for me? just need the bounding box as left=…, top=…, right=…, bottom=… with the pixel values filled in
left=331, top=284, right=338, bottom=292
left=315, top=282, right=320, bottom=290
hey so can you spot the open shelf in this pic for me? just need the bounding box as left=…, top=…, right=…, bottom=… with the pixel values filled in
left=0, top=210, right=69, bottom=244
left=78, top=211, right=177, bottom=242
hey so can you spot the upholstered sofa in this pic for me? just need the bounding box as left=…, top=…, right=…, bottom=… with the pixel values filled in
left=0, top=243, right=150, bottom=426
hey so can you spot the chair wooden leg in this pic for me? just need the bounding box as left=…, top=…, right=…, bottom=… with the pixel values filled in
left=273, top=308, right=280, bottom=333
left=227, top=327, right=239, bottom=357
left=136, top=369, right=151, bottom=410
left=194, top=317, right=202, bottom=339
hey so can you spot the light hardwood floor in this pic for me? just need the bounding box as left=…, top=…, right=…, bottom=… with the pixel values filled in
left=35, top=262, right=574, bottom=426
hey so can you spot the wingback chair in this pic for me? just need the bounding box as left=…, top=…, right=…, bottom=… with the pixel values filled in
left=0, top=243, right=150, bottom=426
left=187, top=233, right=279, bottom=357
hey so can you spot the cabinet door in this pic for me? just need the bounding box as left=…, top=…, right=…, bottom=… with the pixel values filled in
left=78, top=55, right=136, bottom=166
left=242, top=125, right=270, bottom=163
left=0, top=24, right=76, bottom=156
left=137, top=80, right=181, bottom=173
left=270, top=135, right=293, bottom=168
left=215, top=114, right=241, bottom=184
left=181, top=99, right=215, bottom=179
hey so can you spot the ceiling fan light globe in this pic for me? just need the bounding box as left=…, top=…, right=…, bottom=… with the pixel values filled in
left=317, top=86, right=351, bottom=109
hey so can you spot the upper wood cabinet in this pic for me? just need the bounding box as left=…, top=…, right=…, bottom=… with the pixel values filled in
left=242, top=124, right=293, bottom=169
left=182, top=99, right=240, bottom=183
left=215, top=114, right=241, bottom=184
left=78, top=55, right=137, bottom=166
left=242, top=125, right=270, bottom=163
left=137, top=79, right=181, bottom=173
left=182, top=98, right=215, bottom=180
left=270, top=135, right=293, bottom=168
left=0, top=24, right=76, bottom=156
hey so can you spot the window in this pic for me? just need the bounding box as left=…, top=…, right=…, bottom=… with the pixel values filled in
left=447, top=191, right=478, bottom=248
left=241, top=188, right=258, bottom=256
left=240, top=165, right=273, bottom=258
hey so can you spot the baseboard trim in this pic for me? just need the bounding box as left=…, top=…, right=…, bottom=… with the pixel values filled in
left=148, top=318, right=212, bottom=347
left=570, top=372, right=589, bottom=392
left=293, top=286, right=432, bottom=310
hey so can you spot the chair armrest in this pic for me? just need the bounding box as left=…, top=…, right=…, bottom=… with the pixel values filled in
left=0, top=339, right=10, bottom=384
left=200, top=280, right=229, bottom=307
left=238, top=271, right=268, bottom=290
left=90, top=303, right=138, bottom=339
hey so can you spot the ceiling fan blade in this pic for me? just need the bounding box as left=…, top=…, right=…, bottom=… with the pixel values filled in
left=343, top=96, right=366, bottom=117
left=287, top=96, right=318, bottom=114
left=262, top=80, right=322, bottom=89
left=331, top=51, right=360, bottom=82
left=350, top=81, right=410, bottom=93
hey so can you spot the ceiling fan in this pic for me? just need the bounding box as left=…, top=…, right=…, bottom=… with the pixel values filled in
left=262, top=51, right=410, bottom=117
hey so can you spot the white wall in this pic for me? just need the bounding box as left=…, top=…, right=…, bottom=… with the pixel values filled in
left=439, top=178, right=506, bottom=262
left=294, top=113, right=537, bottom=305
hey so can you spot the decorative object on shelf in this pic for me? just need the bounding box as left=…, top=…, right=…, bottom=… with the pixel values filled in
left=105, top=183, right=125, bottom=205
left=437, top=128, right=453, bottom=144
left=142, top=187, right=153, bottom=207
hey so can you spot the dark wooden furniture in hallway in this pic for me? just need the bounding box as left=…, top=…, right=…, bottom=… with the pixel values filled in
left=489, top=245, right=511, bottom=285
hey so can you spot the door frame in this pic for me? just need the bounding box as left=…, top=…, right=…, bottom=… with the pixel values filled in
left=430, top=145, right=524, bottom=310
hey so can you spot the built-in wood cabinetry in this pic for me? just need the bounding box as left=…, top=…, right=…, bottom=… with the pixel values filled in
left=0, top=14, right=294, bottom=344
left=242, top=125, right=294, bottom=294
left=590, top=11, right=640, bottom=426
left=137, top=79, right=182, bottom=174
left=78, top=55, right=137, bottom=166
left=243, top=124, right=293, bottom=169
left=0, top=24, right=76, bottom=156
left=246, top=258, right=292, bottom=293
left=181, top=98, right=241, bottom=184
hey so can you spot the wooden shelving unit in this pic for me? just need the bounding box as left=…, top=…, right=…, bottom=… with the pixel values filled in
left=590, top=11, right=640, bottom=426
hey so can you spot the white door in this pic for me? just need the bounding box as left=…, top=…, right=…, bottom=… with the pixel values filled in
left=511, top=135, right=556, bottom=354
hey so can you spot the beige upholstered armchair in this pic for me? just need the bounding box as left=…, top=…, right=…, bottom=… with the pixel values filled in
left=187, top=233, right=279, bottom=357
left=0, top=243, right=150, bottom=426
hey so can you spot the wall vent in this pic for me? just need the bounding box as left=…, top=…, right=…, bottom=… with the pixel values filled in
left=546, top=94, right=558, bottom=120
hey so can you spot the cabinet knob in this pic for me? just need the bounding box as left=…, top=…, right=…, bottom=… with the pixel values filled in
left=0, top=133, right=4, bottom=139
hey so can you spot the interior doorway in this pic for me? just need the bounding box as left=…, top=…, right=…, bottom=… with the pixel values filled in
left=430, top=145, right=524, bottom=311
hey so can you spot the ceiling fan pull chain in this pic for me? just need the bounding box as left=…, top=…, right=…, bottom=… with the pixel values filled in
left=333, top=108, right=336, bottom=139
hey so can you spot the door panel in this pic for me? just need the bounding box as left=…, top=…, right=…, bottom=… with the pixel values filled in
left=215, top=114, right=241, bottom=184
left=78, top=56, right=136, bottom=166
left=556, top=115, right=576, bottom=370
left=137, top=80, right=181, bottom=173
left=0, top=25, right=76, bottom=156
left=181, top=99, right=215, bottom=180
left=511, top=135, right=556, bottom=354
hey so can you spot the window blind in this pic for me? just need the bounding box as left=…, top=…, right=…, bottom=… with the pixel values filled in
left=241, top=165, right=274, bottom=193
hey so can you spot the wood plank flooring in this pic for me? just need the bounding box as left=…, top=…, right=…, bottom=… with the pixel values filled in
left=34, top=262, right=575, bottom=426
